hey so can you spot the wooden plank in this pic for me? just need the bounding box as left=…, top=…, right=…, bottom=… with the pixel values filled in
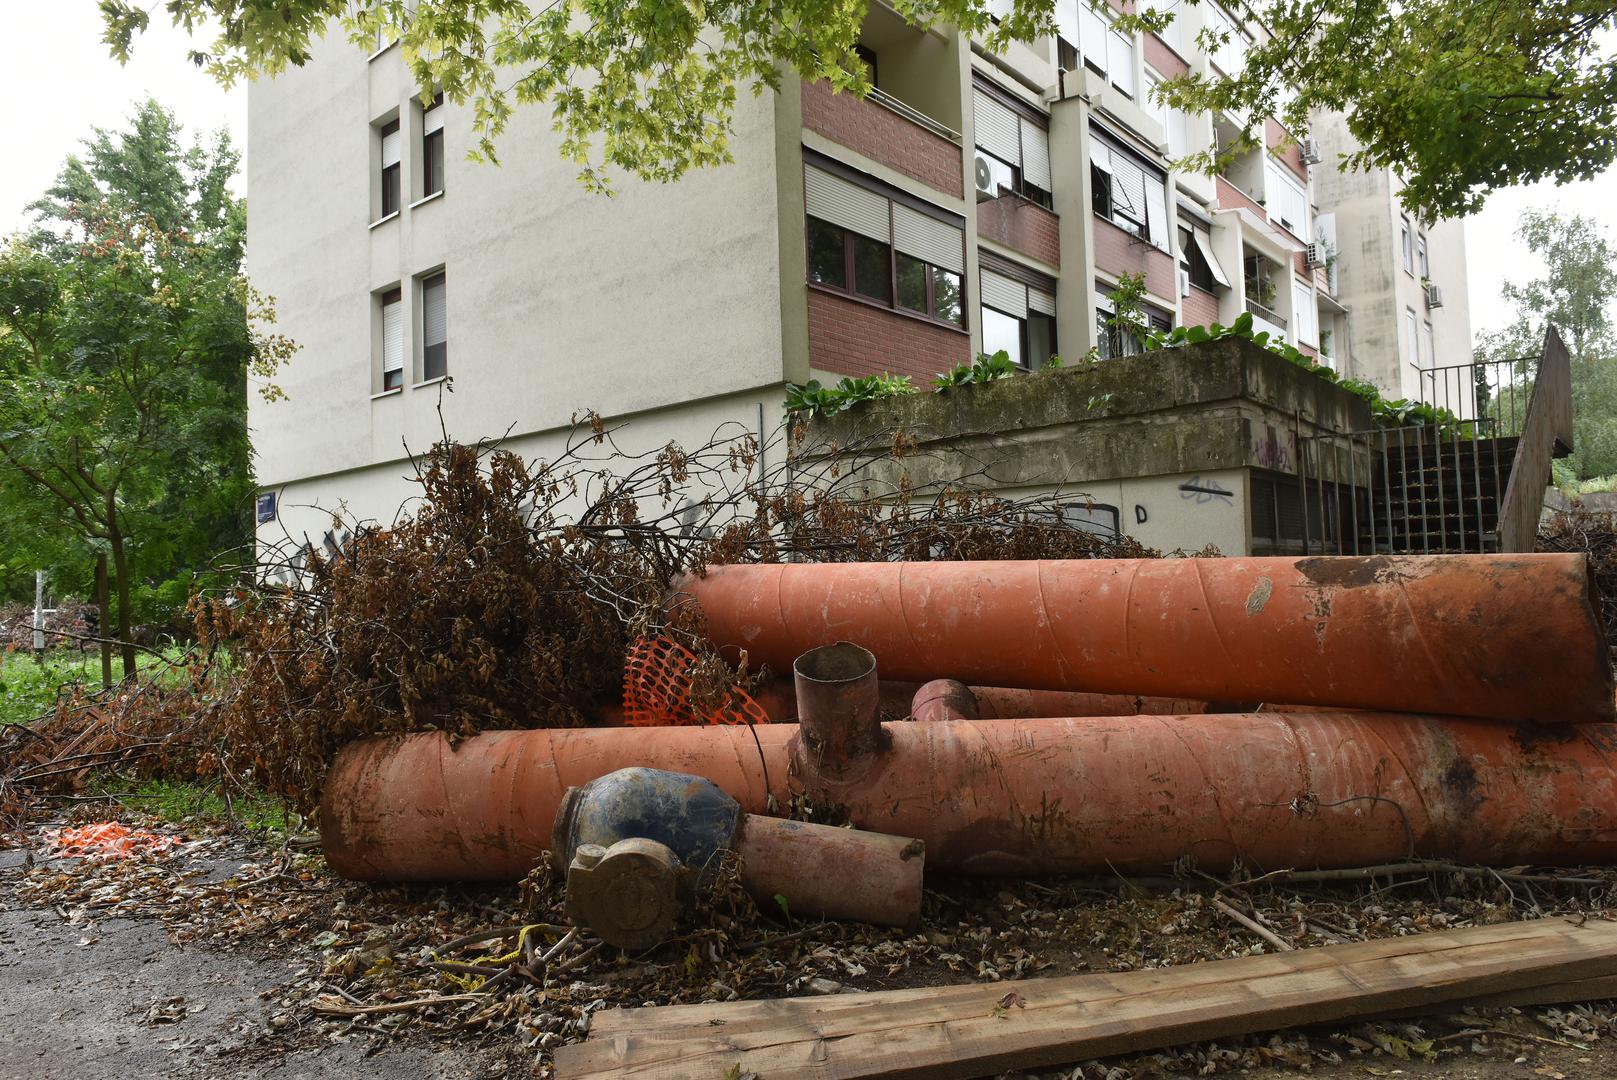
left=556, top=918, right=1617, bottom=1079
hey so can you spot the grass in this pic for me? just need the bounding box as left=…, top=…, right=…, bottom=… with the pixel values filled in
left=90, top=776, right=293, bottom=838
left=0, top=646, right=192, bottom=726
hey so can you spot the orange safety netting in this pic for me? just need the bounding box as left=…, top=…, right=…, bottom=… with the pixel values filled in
left=44, top=822, right=178, bottom=859
left=622, top=636, right=770, bottom=727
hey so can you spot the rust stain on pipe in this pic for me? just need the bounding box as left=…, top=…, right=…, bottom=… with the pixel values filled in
left=911, top=679, right=980, bottom=722
left=672, top=555, right=1613, bottom=725
left=321, top=714, right=1617, bottom=882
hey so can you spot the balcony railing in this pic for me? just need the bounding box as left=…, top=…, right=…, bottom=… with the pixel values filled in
left=868, top=87, right=962, bottom=145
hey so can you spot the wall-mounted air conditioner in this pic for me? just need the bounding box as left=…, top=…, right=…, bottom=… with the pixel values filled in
left=1426, top=283, right=1445, bottom=308
left=973, top=153, right=998, bottom=201
left=1300, top=138, right=1322, bottom=164
left=1304, top=243, right=1326, bottom=269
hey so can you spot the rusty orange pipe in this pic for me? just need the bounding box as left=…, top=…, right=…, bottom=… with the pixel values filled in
left=321, top=712, right=1617, bottom=881
left=672, top=555, right=1614, bottom=725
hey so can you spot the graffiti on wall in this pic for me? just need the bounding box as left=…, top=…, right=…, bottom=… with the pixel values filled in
left=1252, top=425, right=1297, bottom=472
left=1179, top=476, right=1235, bottom=507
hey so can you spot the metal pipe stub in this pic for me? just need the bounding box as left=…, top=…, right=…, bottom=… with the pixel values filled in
left=792, top=641, right=886, bottom=776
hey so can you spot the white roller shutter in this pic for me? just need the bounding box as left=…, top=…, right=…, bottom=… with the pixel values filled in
left=1107, top=149, right=1147, bottom=221
left=804, top=165, right=888, bottom=242
left=423, top=101, right=445, bottom=135
left=1192, top=226, right=1231, bottom=288
left=1028, top=287, right=1056, bottom=316
left=381, top=127, right=401, bottom=168
left=1020, top=118, right=1051, bottom=191
left=422, top=276, right=447, bottom=348
left=973, top=90, right=1021, bottom=165
left=893, top=205, right=964, bottom=274
left=381, top=298, right=404, bottom=374
left=980, top=270, right=1028, bottom=318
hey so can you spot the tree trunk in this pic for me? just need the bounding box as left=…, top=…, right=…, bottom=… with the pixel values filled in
left=107, top=512, right=136, bottom=681
left=95, top=552, right=112, bottom=690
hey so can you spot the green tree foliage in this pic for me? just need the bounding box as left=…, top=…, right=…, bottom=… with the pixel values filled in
left=1474, top=209, right=1617, bottom=479
left=100, top=1, right=1616, bottom=215
left=0, top=101, right=294, bottom=675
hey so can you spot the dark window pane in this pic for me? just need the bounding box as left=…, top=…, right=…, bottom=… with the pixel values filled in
left=424, top=130, right=445, bottom=196
left=806, top=218, right=846, bottom=288
left=851, top=234, right=891, bottom=303
left=933, top=267, right=963, bottom=325
left=1091, top=164, right=1112, bottom=218
left=896, top=253, right=928, bottom=312
left=982, top=306, right=1024, bottom=367
left=382, top=165, right=400, bottom=216
left=1028, top=311, right=1057, bottom=367
left=384, top=368, right=403, bottom=391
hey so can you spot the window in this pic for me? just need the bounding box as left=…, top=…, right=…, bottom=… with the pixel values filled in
left=1096, top=284, right=1171, bottom=359
left=1144, top=72, right=1191, bottom=157
left=422, top=92, right=445, bottom=198
left=854, top=44, right=878, bottom=86
left=979, top=267, right=1057, bottom=369
left=422, top=273, right=447, bottom=381
left=1292, top=279, right=1317, bottom=346
left=1178, top=221, right=1229, bottom=293
left=1090, top=128, right=1169, bottom=251
left=1416, top=233, right=1429, bottom=279
left=1400, top=216, right=1413, bottom=274
left=1423, top=321, right=1436, bottom=367
left=379, top=119, right=401, bottom=218
left=1264, top=158, right=1309, bottom=239
left=803, top=162, right=966, bottom=328
left=972, top=86, right=1053, bottom=208
left=1206, top=4, right=1247, bottom=76
left=1057, top=0, right=1135, bottom=97
left=380, top=287, right=404, bottom=391
left=1405, top=306, right=1419, bottom=366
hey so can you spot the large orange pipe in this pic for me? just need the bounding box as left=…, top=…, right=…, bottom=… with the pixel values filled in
left=321, top=713, right=1617, bottom=881
left=672, top=555, right=1614, bottom=725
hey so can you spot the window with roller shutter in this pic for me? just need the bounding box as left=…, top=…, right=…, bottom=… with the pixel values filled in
left=422, top=93, right=445, bottom=198
left=978, top=258, right=1058, bottom=370
left=421, top=273, right=447, bottom=381
left=379, top=120, right=401, bottom=219
left=971, top=82, right=1052, bottom=209
left=1090, top=127, right=1169, bottom=252
left=380, top=287, right=404, bottom=392
left=803, top=157, right=966, bottom=329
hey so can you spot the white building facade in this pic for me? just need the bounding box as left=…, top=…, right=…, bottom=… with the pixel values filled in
left=247, top=3, right=1472, bottom=553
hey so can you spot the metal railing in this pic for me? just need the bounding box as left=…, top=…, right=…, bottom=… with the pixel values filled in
left=1292, top=329, right=1570, bottom=555
left=1245, top=298, right=1287, bottom=328
left=867, top=87, right=963, bottom=145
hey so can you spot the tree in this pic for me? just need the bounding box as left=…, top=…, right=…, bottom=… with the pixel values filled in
left=99, top=0, right=1615, bottom=215
left=0, top=101, right=293, bottom=677
left=1474, top=209, right=1617, bottom=479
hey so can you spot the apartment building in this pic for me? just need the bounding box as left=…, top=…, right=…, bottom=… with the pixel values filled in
left=247, top=3, right=1464, bottom=552
left=1309, top=113, right=1474, bottom=403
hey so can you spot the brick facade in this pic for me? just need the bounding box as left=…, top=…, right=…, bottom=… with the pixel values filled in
left=1183, top=284, right=1221, bottom=328
left=801, top=80, right=964, bottom=199
left=1093, top=216, right=1177, bottom=303
left=1216, top=175, right=1264, bottom=217
left=807, top=288, right=971, bottom=381
left=1265, top=118, right=1309, bottom=184
left=1144, top=34, right=1189, bottom=77
left=976, top=197, right=1060, bottom=268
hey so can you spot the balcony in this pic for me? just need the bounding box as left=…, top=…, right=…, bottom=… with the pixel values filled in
left=801, top=78, right=964, bottom=198
left=1246, top=299, right=1288, bottom=341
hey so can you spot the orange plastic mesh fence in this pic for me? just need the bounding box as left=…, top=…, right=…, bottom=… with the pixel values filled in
left=622, top=636, right=770, bottom=727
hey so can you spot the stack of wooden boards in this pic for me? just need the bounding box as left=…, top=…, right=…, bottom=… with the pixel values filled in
left=555, top=918, right=1617, bottom=1079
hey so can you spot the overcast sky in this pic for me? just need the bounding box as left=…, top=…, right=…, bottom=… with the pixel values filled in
left=1, top=3, right=1612, bottom=337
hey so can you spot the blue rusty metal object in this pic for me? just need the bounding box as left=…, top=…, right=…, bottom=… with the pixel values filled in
left=552, top=767, right=742, bottom=883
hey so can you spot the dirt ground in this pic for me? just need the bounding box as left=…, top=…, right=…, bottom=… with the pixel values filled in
left=6, top=837, right=1617, bottom=1080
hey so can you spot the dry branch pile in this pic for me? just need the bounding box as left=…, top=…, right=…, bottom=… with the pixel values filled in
left=4, top=417, right=1159, bottom=821
left=1540, top=505, right=1617, bottom=652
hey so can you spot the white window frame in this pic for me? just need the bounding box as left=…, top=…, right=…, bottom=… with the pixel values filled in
left=1405, top=306, right=1421, bottom=367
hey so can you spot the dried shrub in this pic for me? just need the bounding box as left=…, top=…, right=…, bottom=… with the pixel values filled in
left=1539, top=504, right=1617, bottom=654
left=6, top=416, right=1184, bottom=821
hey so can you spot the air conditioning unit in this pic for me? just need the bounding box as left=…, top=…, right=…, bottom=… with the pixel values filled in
left=1300, top=138, right=1322, bottom=164
left=1304, top=243, right=1326, bottom=269
left=1426, top=283, right=1445, bottom=308
left=973, top=153, right=998, bottom=201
